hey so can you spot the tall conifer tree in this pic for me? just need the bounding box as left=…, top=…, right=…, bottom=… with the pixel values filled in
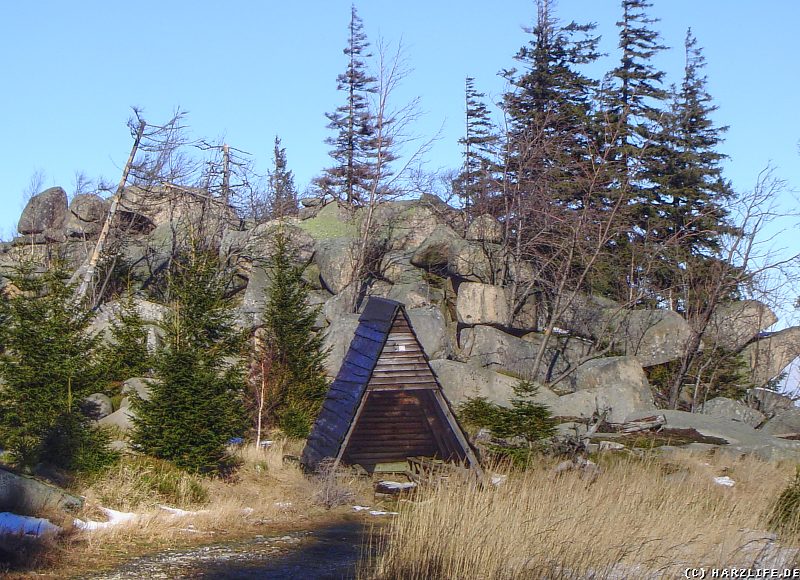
left=501, top=0, right=601, bottom=208
left=455, top=77, right=499, bottom=216
left=597, top=0, right=669, bottom=301
left=252, top=230, right=328, bottom=438
left=269, top=136, right=298, bottom=218
left=646, top=29, right=734, bottom=306
left=320, top=5, right=378, bottom=205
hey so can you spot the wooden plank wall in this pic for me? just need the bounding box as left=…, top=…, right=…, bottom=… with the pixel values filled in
left=341, top=312, right=466, bottom=468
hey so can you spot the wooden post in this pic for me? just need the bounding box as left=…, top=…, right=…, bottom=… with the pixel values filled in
left=72, top=120, right=146, bottom=304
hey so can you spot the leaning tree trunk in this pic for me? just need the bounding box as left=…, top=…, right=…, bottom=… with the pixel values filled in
left=72, top=120, right=145, bottom=304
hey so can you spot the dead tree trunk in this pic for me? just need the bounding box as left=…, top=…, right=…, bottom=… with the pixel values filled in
left=72, top=120, right=146, bottom=304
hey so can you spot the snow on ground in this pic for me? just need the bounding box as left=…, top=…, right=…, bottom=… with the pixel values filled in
left=376, top=481, right=416, bottom=491
left=158, top=505, right=209, bottom=517
left=352, top=505, right=398, bottom=516
left=713, top=476, right=736, bottom=487
left=74, top=507, right=138, bottom=531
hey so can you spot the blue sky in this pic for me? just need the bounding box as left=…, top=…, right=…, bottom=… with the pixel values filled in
left=1, top=1, right=798, bottom=261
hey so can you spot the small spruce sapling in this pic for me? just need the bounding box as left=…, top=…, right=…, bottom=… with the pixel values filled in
left=459, top=380, right=555, bottom=467
left=0, top=266, right=117, bottom=473
left=131, top=251, right=246, bottom=475
left=254, top=229, right=329, bottom=438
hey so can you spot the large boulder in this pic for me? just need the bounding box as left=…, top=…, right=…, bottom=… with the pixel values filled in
left=380, top=250, right=425, bottom=285
left=555, top=293, right=621, bottom=338
left=447, top=241, right=501, bottom=282
left=460, top=325, right=592, bottom=386
left=314, top=237, right=358, bottom=295
left=17, top=187, right=68, bottom=238
left=387, top=282, right=442, bottom=309
left=455, top=283, right=538, bottom=331
left=98, top=407, right=135, bottom=432
left=626, top=409, right=800, bottom=462
left=700, top=397, right=766, bottom=428
left=322, top=284, right=359, bottom=323
left=322, top=313, right=360, bottom=378
left=89, top=297, right=167, bottom=353
left=748, top=387, right=795, bottom=415
left=606, top=309, right=693, bottom=367
left=547, top=356, right=656, bottom=423
left=64, top=194, right=109, bottom=238
left=705, top=300, right=777, bottom=352
left=0, top=467, right=83, bottom=512
left=406, top=306, right=453, bottom=360
left=121, top=377, right=153, bottom=402
left=119, top=184, right=236, bottom=231
left=465, top=214, right=503, bottom=244
left=238, top=265, right=270, bottom=327
left=410, top=224, right=463, bottom=269
left=221, top=220, right=315, bottom=267
left=82, top=393, right=113, bottom=420
left=456, top=283, right=510, bottom=326
left=367, top=202, right=440, bottom=252
left=742, top=326, right=800, bottom=387
left=296, top=201, right=357, bottom=240
left=759, top=408, right=800, bottom=436
left=430, top=359, right=558, bottom=409
left=555, top=297, right=691, bottom=367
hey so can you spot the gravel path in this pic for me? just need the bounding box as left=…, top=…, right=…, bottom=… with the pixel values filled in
left=79, top=520, right=373, bottom=579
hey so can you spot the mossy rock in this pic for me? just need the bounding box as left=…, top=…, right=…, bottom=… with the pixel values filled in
left=297, top=202, right=358, bottom=240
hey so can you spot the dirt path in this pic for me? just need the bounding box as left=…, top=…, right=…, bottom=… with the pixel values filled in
left=78, top=519, right=378, bottom=579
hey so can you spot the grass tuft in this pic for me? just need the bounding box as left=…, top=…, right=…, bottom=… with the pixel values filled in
left=362, top=451, right=800, bottom=579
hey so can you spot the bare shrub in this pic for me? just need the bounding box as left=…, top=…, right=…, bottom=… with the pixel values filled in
left=311, top=458, right=363, bottom=509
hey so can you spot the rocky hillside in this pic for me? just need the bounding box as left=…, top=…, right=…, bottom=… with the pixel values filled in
left=3, top=186, right=800, bottom=459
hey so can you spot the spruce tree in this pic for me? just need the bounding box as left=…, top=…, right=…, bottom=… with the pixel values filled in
left=99, top=290, right=152, bottom=383
left=255, top=230, right=328, bottom=438
left=597, top=0, right=670, bottom=301
left=269, top=136, right=298, bottom=218
left=0, top=268, right=115, bottom=472
left=131, top=250, right=245, bottom=474
left=649, top=30, right=733, bottom=274
left=319, top=5, right=378, bottom=205
left=501, top=0, right=601, bottom=208
left=455, top=77, right=500, bottom=216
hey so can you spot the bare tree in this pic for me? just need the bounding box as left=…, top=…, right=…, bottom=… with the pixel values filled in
left=667, top=166, right=800, bottom=408
left=22, top=169, right=47, bottom=204
left=347, top=39, right=438, bottom=312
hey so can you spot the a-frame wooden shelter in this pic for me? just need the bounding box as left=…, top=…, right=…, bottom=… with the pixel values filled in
left=301, top=297, right=481, bottom=475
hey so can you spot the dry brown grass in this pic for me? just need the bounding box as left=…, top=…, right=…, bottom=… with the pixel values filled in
left=363, top=451, right=800, bottom=579
left=10, top=439, right=372, bottom=578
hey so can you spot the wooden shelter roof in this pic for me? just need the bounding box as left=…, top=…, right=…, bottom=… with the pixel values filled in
left=301, top=297, right=479, bottom=474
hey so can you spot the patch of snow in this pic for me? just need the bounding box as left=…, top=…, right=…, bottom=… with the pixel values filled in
left=158, top=505, right=209, bottom=517
left=352, top=505, right=371, bottom=512
left=714, top=476, right=736, bottom=487
left=74, top=507, right=138, bottom=531
left=273, top=502, right=292, bottom=509
left=369, top=510, right=399, bottom=516
left=490, top=474, right=507, bottom=486
left=0, top=512, right=61, bottom=537
left=377, top=481, right=416, bottom=491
